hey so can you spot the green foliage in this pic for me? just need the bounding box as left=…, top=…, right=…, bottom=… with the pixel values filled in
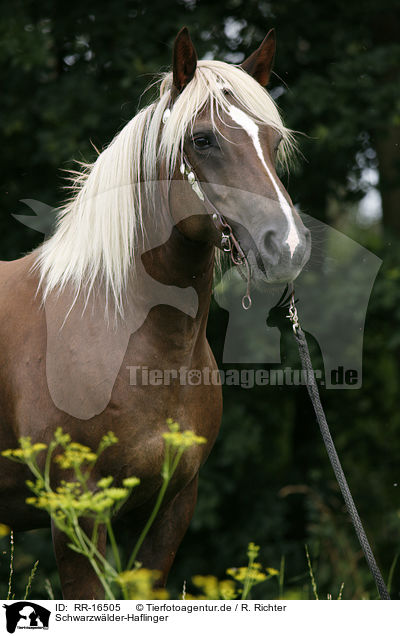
left=2, top=429, right=279, bottom=601
left=2, top=422, right=206, bottom=599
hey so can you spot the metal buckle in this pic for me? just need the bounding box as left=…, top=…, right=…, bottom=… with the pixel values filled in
left=221, top=234, right=231, bottom=252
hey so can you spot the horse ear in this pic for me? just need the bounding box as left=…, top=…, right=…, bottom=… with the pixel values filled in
left=240, top=29, right=276, bottom=86
left=172, top=27, right=198, bottom=93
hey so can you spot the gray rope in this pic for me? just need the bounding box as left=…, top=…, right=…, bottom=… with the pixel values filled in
left=293, top=323, right=390, bottom=599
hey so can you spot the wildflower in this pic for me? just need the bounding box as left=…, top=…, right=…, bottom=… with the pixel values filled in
left=97, top=431, right=119, bottom=454
left=166, top=418, right=179, bottom=432
left=227, top=563, right=267, bottom=584
left=54, top=444, right=97, bottom=469
left=219, top=579, right=237, bottom=600
left=267, top=567, right=279, bottom=576
left=97, top=476, right=114, bottom=489
left=122, top=477, right=140, bottom=489
left=100, top=487, right=128, bottom=501
left=2, top=440, right=47, bottom=462
left=247, top=542, right=260, bottom=561
left=0, top=523, right=10, bottom=537
left=116, top=568, right=168, bottom=600
left=2, top=449, right=25, bottom=460
left=54, top=428, right=71, bottom=446
left=191, top=575, right=237, bottom=600
left=163, top=421, right=206, bottom=449
left=192, top=575, right=220, bottom=599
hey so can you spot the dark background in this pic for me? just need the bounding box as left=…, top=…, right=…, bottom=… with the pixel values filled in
left=0, top=0, right=399, bottom=599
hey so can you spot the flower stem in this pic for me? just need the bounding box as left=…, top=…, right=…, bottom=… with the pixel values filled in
left=127, top=479, right=169, bottom=571
left=106, top=520, right=122, bottom=573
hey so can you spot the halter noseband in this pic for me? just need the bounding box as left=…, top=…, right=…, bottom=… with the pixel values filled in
left=162, top=107, right=252, bottom=310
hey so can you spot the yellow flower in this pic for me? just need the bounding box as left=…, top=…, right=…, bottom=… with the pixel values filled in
left=122, top=477, right=140, bottom=489
left=31, top=443, right=47, bottom=453
left=97, top=476, right=114, bottom=489
left=99, top=432, right=119, bottom=449
left=247, top=542, right=260, bottom=560
left=54, top=445, right=97, bottom=469
left=227, top=564, right=267, bottom=584
left=192, top=575, right=220, bottom=599
left=219, top=579, right=237, bottom=600
left=2, top=449, right=24, bottom=459
left=163, top=429, right=207, bottom=449
left=116, top=568, right=168, bottom=600
left=267, top=567, right=279, bottom=576
left=191, top=575, right=237, bottom=600
left=2, top=439, right=47, bottom=462
left=54, top=428, right=71, bottom=446
left=0, top=523, right=10, bottom=537
left=100, top=487, right=128, bottom=501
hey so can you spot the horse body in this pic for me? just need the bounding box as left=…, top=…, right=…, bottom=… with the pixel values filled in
left=0, top=232, right=221, bottom=596
left=0, top=27, right=310, bottom=598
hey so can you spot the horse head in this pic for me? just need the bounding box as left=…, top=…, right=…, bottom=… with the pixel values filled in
left=164, top=27, right=311, bottom=287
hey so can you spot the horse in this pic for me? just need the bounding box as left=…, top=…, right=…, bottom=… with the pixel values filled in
left=0, top=26, right=310, bottom=599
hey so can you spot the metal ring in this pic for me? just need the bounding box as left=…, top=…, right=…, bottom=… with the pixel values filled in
left=241, top=294, right=252, bottom=310
left=221, top=234, right=231, bottom=252
left=231, top=251, right=244, bottom=266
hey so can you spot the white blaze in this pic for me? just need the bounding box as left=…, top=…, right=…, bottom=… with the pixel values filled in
left=228, top=104, right=300, bottom=257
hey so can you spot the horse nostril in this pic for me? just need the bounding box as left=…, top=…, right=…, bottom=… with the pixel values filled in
left=262, top=229, right=280, bottom=265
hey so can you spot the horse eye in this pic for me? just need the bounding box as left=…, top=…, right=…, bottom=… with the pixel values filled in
left=192, top=136, right=212, bottom=150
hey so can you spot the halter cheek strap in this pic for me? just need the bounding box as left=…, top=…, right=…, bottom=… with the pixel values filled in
left=180, top=152, right=252, bottom=310
left=162, top=105, right=252, bottom=310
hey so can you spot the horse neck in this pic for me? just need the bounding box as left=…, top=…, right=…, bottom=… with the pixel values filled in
left=130, top=222, right=215, bottom=349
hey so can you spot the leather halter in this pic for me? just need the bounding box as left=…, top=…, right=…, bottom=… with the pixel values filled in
left=179, top=152, right=252, bottom=310
left=162, top=107, right=252, bottom=309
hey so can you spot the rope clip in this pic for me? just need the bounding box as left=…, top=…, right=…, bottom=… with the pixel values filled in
left=287, top=290, right=300, bottom=334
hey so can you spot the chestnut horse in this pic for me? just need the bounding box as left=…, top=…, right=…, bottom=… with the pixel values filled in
left=0, top=27, right=310, bottom=598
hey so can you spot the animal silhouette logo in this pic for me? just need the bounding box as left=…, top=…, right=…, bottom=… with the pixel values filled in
left=214, top=212, right=381, bottom=388
left=14, top=195, right=381, bottom=411
left=3, top=602, right=50, bottom=633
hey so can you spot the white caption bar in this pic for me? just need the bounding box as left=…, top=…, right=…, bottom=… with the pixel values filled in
left=1, top=599, right=397, bottom=635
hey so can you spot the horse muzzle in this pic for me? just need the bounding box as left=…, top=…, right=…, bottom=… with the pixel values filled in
left=250, top=224, right=311, bottom=284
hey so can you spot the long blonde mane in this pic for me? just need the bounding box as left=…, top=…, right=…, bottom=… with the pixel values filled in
left=35, top=60, right=294, bottom=316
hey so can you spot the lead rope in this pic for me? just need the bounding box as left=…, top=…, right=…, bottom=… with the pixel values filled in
left=166, top=103, right=387, bottom=595
left=287, top=287, right=390, bottom=600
